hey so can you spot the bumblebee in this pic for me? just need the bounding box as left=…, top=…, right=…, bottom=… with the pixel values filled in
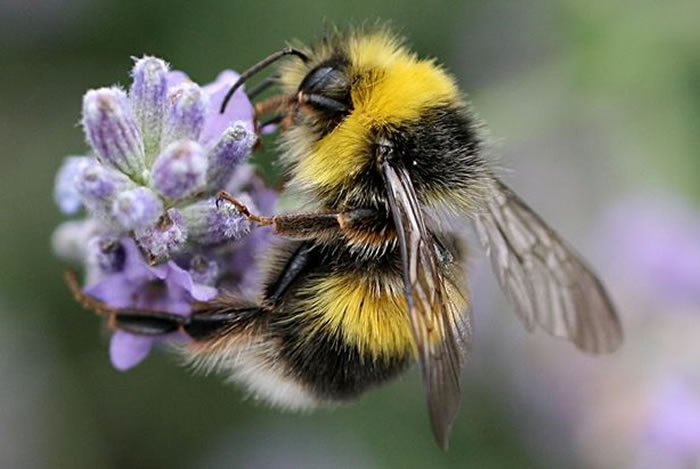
left=69, top=28, right=622, bottom=449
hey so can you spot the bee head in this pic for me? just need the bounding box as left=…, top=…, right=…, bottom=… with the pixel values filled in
left=293, top=59, right=353, bottom=137
left=278, top=31, right=483, bottom=207
left=222, top=28, right=486, bottom=208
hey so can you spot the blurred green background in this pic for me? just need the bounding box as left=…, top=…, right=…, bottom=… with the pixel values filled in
left=2, top=1, right=700, bottom=468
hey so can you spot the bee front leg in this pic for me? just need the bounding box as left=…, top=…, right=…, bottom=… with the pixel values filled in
left=217, top=190, right=386, bottom=240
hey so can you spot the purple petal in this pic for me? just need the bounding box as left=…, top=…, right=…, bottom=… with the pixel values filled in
left=85, top=274, right=138, bottom=307
left=251, top=187, right=278, bottom=216
left=200, top=70, right=255, bottom=145
left=188, top=255, right=220, bottom=286
left=225, top=165, right=278, bottom=215
left=121, top=238, right=159, bottom=283
left=110, top=331, right=154, bottom=371
left=164, top=261, right=218, bottom=302
left=231, top=226, right=274, bottom=293
left=167, top=70, right=189, bottom=88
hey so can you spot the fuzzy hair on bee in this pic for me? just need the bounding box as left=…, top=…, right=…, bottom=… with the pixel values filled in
left=68, top=26, right=622, bottom=450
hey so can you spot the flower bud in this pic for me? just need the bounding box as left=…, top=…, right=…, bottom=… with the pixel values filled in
left=130, top=56, right=168, bottom=163
left=161, top=83, right=206, bottom=148
left=188, top=254, right=219, bottom=286
left=51, top=219, right=102, bottom=263
left=75, top=159, right=133, bottom=219
left=150, top=141, right=207, bottom=200
left=205, top=122, right=256, bottom=191
left=180, top=196, right=251, bottom=245
left=54, top=156, right=89, bottom=214
left=134, top=208, right=188, bottom=264
left=112, top=187, right=163, bottom=230
left=82, top=88, right=146, bottom=181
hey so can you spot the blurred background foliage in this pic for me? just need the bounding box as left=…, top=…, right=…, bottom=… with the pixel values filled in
left=2, top=0, right=699, bottom=467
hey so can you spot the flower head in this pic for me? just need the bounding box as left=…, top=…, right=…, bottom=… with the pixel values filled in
left=53, top=56, right=276, bottom=369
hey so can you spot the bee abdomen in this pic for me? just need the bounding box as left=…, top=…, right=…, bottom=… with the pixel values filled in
left=278, top=325, right=411, bottom=401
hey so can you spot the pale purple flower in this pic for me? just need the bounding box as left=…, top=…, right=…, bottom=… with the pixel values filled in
left=85, top=239, right=217, bottom=370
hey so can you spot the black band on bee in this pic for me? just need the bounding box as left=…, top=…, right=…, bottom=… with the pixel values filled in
left=220, top=47, right=309, bottom=114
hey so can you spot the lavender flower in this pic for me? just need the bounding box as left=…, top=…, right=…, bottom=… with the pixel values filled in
left=53, top=56, right=276, bottom=369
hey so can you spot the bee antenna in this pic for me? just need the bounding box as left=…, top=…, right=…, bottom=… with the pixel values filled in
left=220, top=47, right=309, bottom=114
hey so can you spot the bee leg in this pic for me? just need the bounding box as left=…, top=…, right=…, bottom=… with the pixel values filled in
left=65, top=270, right=260, bottom=341
left=114, top=306, right=261, bottom=341
left=216, top=191, right=274, bottom=226
left=217, top=191, right=388, bottom=240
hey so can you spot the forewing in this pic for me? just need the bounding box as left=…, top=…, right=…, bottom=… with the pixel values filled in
left=474, top=178, right=622, bottom=353
left=382, top=162, right=469, bottom=450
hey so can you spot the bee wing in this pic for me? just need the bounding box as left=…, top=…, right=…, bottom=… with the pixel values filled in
left=474, top=178, right=622, bottom=353
left=382, top=162, right=469, bottom=450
